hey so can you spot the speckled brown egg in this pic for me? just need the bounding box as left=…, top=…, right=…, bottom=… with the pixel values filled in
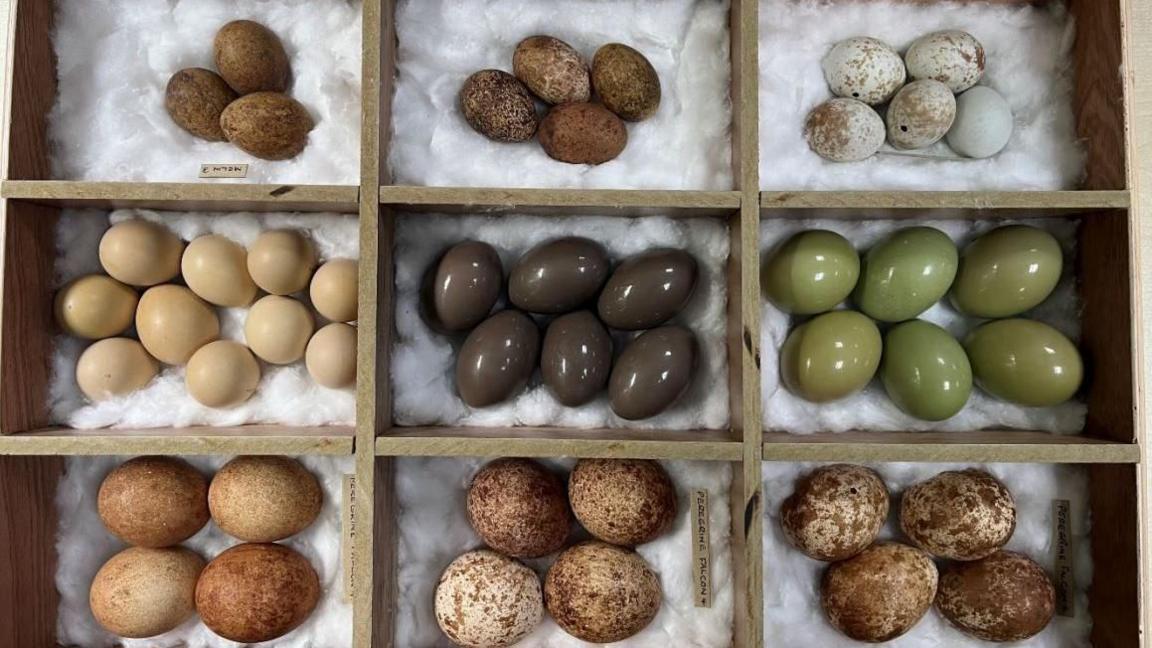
left=905, top=30, right=985, bottom=93
left=55, top=274, right=138, bottom=340
left=804, top=98, right=885, bottom=162
left=569, top=459, right=677, bottom=546
left=513, top=35, right=591, bottom=105
left=99, top=220, right=184, bottom=287
left=97, top=456, right=210, bottom=547
left=459, top=69, right=539, bottom=142
left=209, top=455, right=322, bottom=542
left=195, top=543, right=320, bottom=643
left=213, top=20, right=290, bottom=95
left=592, top=43, right=661, bottom=121
left=76, top=338, right=159, bottom=402
left=467, top=458, right=571, bottom=558
left=135, top=285, right=221, bottom=365
left=220, top=92, right=314, bottom=160
left=821, top=542, right=938, bottom=642
left=90, top=546, right=205, bottom=638
left=886, top=79, right=957, bottom=150
left=900, top=469, right=1016, bottom=561
left=434, top=550, right=543, bottom=648
left=544, top=541, right=662, bottom=643
left=538, top=102, right=628, bottom=165
left=780, top=464, right=889, bottom=562
left=937, top=550, right=1056, bottom=642
left=165, top=68, right=238, bottom=141
left=822, top=37, right=906, bottom=105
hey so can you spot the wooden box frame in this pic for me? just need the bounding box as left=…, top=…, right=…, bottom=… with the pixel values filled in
left=0, top=0, right=1146, bottom=647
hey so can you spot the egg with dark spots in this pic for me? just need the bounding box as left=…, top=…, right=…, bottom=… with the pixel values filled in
left=544, top=541, right=662, bottom=643
left=804, top=98, right=885, bottom=162
left=509, top=237, right=610, bottom=314
left=467, top=458, right=571, bottom=558
left=905, top=30, right=985, bottom=93
left=165, top=68, right=237, bottom=141
left=435, top=550, right=543, bottom=648
left=609, top=326, right=697, bottom=420
left=598, top=249, right=698, bottom=330
left=822, top=37, right=905, bottom=105
left=456, top=311, right=540, bottom=407
left=937, top=550, right=1056, bottom=642
left=513, top=35, right=591, bottom=105
left=459, top=69, right=539, bottom=142
left=592, top=43, right=661, bottom=121
left=821, top=542, right=938, bottom=642
left=900, top=469, right=1016, bottom=560
left=538, top=102, right=628, bottom=164
left=780, top=464, right=889, bottom=562
left=541, top=311, right=612, bottom=406
left=569, top=458, right=677, bottom=546
left=421, top=241, right=503, bottom=333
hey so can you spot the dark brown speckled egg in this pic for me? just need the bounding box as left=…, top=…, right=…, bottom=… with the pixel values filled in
left=937, top=550, right=1056, bottom=642
left=456, top=311, right=540, bottom=407
left=821, top=542, right=938, bottom=642
left=900, top=469, right=1016, bottom=561
left=509, top=237, right=610, bottom=314
left=467, top=458, right=571, bottom=558
left=609, top=326, right=697, bottom=420
left=598, top=249, right=698, bottom=330
left=569, top=458, right=677, bottom=546
left=422, top=241, right=503, bottom=333
left=541, top=311, right=612, bottom=406
left=544, top=541, right=662, bottom=643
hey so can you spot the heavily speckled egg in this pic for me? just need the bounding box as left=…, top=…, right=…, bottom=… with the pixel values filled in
left=220, top=92, right=313, bottom=161
left=541, top=311, right=612, bottom=406
left=947, top=86, right=1014, bottom=159
left=247, top=229, right=317, bottom=295
left=965, top=319, right=1082, bottom=406
left=821, top=542, right=938, bottom=642
left=460, top=69, right=539, bottom=143
left=305, top=322, right=357, bottom=389
left=609, top=326, right=697, bottom=420
left=951, top=225, right=1063, bottom=319
left=97, top=456, right=210, bottom=547
left=435, top=550, right=543, bottom=648
left=854, top=226, right=958, bottom=322
left=90, top=546, right=205, bottom=638
left=887, top=79, right=957, bottom=150
left=164, top=68, right=238, bottom=142
left=76, top=338, right=158, bottom=402
left=509, top=237, right=610, bottom=314
left=822, top=37, right=906, bottom=105
left=209, top=456, right=322, bottom=543
left=514, top=35, right=591, bottom=105
left=244, top=295, right=314, bottom=365
left=99, top=219, right=183, bottom=287
left=780, top=310, right=881, bottom=403
left=310, top=258, right=358, bottom=322
left=186, top=340, right=261, bottom=408
left=135, top=285, right=220, bottom=365
left=937, top=550, right=1056, bottom=642
left=591, top=43, right=661, bottom=121
left=545, top=541, right=662, bottom=643
left=539, top=102, right=628, bottom=165
left=598, top=249, right=698, bottom=330
left=906, top=30, right=986, bottom=93
left=181, top=234, right=258, bottom=308
left=456, top=310, right=540, bottom=407
left=900, top=469, right=1016, bottom=561
left=422, top=241, right=503, bottom=333
left=467, top=458, right=571, bottom=558
left=569, top=458, right=677, bottom=546
left=213, top=20, right=290, bottom=95
left=762, top=229, right=859, bottom=314
left=780, top=464, right=888, bottom=562
left=55, top=275, right=138, bottom=340
left=804, top=98, right=885, bottom=162
left=881, top=320, right=972, bottom=421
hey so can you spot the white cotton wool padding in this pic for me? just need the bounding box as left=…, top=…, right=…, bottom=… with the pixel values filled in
left=391, top=214, right=729, bottom=430
left=49, top=0, right=361, bottom=184
left=762, top=461, right=1093, bottom=648
left=394, top=457, right=734, bottom=647
left=56, top=455, right=354, bottom=648
left=388, top=0, right=733, bottom=190
left=760, top=217, right=1087, bottom=434
left=49, top=209, right=358, bottom=429
left=760, top=0, right=1085, bottom=190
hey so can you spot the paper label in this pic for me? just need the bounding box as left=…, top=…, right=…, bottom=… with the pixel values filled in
left=1052, top=499, right=1075, bottom=617
left=691, top=489, right=712, bottom=608
left=198, top=163, right=248, bottom=178
left=342, top=474, right=357, bottom=603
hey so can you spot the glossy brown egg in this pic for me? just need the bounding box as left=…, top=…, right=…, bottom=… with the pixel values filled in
left=509, top=237, right=610, bottom=314
left=421, top=241, right=503, bottom=333
left=609, top=326, right=697, bottom=420
left=541, top=311, right=612, bottom=406
left=598, top=249, right=698, bottom=330
left=456, top=311, right=540, bottom=407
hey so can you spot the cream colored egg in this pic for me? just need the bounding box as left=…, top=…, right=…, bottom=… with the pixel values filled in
left=181, top=235, right=258, bottom=307
left=98, top=220, right=183, bottom=287
left=822, top=37, right=906, bottom=105
left=245, top=295, right=314, bottom=364
left=136, top=285, right=221, bottom=365
left=76, top=338, right=158, bottom=401
left=805, top=98, right=886, bottom=162
left=906, top=30, right=985, bottom=93
left=247, top=230, right=317, bottom=295
left=310, top=259, right=358, bottom=322
left=186, top=341, right=261, bottom=408
left=55, top=275, right=138, bottom=340
left=305, top=323, right=356, bottom=389
left=90, top=546, right=205, bottom=639
left=887, top=79, right=957, bottom=150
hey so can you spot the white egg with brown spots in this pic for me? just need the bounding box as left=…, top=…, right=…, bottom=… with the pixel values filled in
left=434, top=550, right=543, bottom=648
left=805, top=98, right=885, bottom=162
left=209, top=456, right=322, bottom=542
left=822, top=37, right=905, bottom=105
left=906, top=30, right=986, bottom=93
left=305, top=322, right=357, bottom=389
left=780, top=464, right=888, bottom=561
left=821, top=542, right=938, bottom=642
left=900, top=469, right=1016, bottom=560
left=886, top=79, right=957, bottom=150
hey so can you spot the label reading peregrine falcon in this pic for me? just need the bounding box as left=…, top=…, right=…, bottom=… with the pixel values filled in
left=692, top=489, right=712, bottom=608
left=1052, top=499, right=1074, bottom=617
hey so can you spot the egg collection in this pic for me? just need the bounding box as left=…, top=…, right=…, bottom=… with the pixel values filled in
left=459, top=35, right=660, bottom=165
left=423, top=237, right=701, bottom=419
left=58, top=219, right=358, bottom=410
left=807, top=30, right=1014, bottom=162
left=781, top=464, right=1056, bottom=642
left=764, top=224, right=1082, bottom=419
left=435, top=457, right=677, bottom=646
left=165, top=20, right=313, bottom=160
left=89, top=455, right=324, bottom=642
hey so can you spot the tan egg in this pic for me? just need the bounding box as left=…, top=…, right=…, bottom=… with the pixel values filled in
left=90, top=546, right=205, bottom=638
left=247, top=229, right=317, bottom=295
left=54, top=275, right=138, bottom=340
left=98, top=220, right=183, bottom=286
left=219, top=92, right=314, bottom=161
left=181, top=234, right=258, bottom=307
left=208, top=456, right=323, bottom=542
left=310, top=258, right=358, bottom=322
left=435, top=550, right=544, bottom=648
left=900, top=469, right=1016, bottom=560
left=213, top=20, right=290, bottom=95
left=305, top=323, right=356, bottom=389
left=186, top=341, right=261, bottom=408
left=245, top=295, right=314, bottom=364
left=76, top=338, right=159, bottom=402
left=136, top=285, right=220, bottom=365
left=97, top=456, right=210, bottom=547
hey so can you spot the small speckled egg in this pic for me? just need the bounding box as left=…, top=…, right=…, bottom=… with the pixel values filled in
left=209, top=456, right=322, bottom=542
left=164, top=68, right=238, bottom=142
left=76, top=338, right=158, bottom=402
left=247, top=229, right=317, bottom=295
left=900, top=469, right=1016, bottom=561
left=460, top=69, right=539, bottom=143
left=545, top=541, right=662, bottom=643
left=435, top=550, right=543, bottom=648
left=244, top=295, right=315, bottom=364
left=822, top=37, right=906, bottom=105
left=99, top=220, right=183, bottom=287
left=821, top=542, right=938, bottom=642
left=220, top=92, right=314, bottom=161
left=305, top=322, right=357, bottom=389
left=514, top=35, right=591, bottom=105
left=804, top=98, right=885, bottom=162
left=569, top=458, right=677, bottom=546
left=947, top=86, right=1014, bottom=158
left=310, top=258, right=358, bottom=322
left=591, top=43, right=661, bottom=121
left=467, top=458, right=571, bottom=558
left=936, top=550, right=1056, bottom=642
left=213, top=20, right=290, bottom=95
left=762, top=229, right=859, bottom=315
left=55, top=275, right=138, bottom=340
left=186, top=341, right=261, bottom=408
left=906, top=30, right=986, bottom=93
left=887, top=79, right=957, bottom=150
left=97, top=456, right=210, bottom=547
left=90, top=546, right=205, bottom=638
left=780, top=464, right=889, bottom=562
left=135, top=285, right=220, bottom=365
left=181, top=234, right=258, bottom=307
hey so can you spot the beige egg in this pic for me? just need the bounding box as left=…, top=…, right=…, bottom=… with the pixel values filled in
left=90, top=546, right=205, bottom=639
left=545, top=541, right=662, bottom=643
left=780, top=464, right=889, bottom=562
left=886, top=79, right=957, bottom=150
left=54, top=275, right=138, bottom=340
left=208, top=456, right=323, bottom=542
left=186, top=341, right=261, bottom=408
left=76, top=338, right=158, bottom=402
left=181, top=234, right=258, bottom=307
left=98, top=220, right=183, bottom=286
left=305, top=322, right=357, bottom=389
left=435, top=550, right=543, bottom=648
left=821, top=542, right=938, bottom=642
left=900, top=469, right=1016, bottom=560
left=467, top=458, right=571, bottom=558
left=310, top=258, right=358, bottom=322
left=97, top=456, right=210, bottom=547
left=569, top=458, right=677, bottom=546
left=804, top=98, right=885, bottom=162
left=247, top=229, right=317, bottom=295
left=245, top=295, right=314, bottom=364
left=136, top=285, right=220, bottom=365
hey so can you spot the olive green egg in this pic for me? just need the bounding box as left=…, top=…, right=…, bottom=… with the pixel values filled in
left=951, top=225, right=1064, bottom=318
left=854, top=227, right=958, bottom=322
left=781, top=310, right=882, bottom=403
left=763, top=230, right=860, bottom=315
left=881, top=320, right=972, bottom=421
left=965, top=319, right=1083, bottom=406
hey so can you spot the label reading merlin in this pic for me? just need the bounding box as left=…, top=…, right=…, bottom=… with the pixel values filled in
left=691, top=489, right=712, bottom=608
left=199, top=163, right=248, bottom=178
left=342, top=474, right=357, bottom=603
left=1052, top=499, right=1074, bottom=617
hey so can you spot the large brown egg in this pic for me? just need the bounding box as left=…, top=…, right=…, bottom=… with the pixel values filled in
left=936, top=550, right=1056, bottom=642
left=181, top=234, right=258, bottom=307
left=541, top=311, right=612, bottom=406
left=435, top=550, right=543, bottom=648
left=569, top=459, right=677, bottom=546
left=421, top=241, right=503, bottom=333
left=55, top=275, right=138, bottom=340
left=213, top=20, right=290, bottom=95
left=509, top=237, right=610, bottom=314
left=456, top=311, right=540, bottom=407
left=90, top=546, right=205, bottom=638
left=247, top=229, right=317, bottom=295
left=186, top=341, right=261, bottom=408
left=821, top=542, right=938, bottom=642
left=545, top=541, right=662, bottom=643
left=310, top=258, right=358, bottom=322
left=195, top=543, right=320, bottom=643
left=97, top=456, right=210, bottom=547
left=900, top=469, right=1016, bottom=560
left=598, top=249, right=698, bottom=330
left=467, top=458, right=571, bottom=558
left=98, top=220, right=183, bottom=287
left=164, top=68, right=238, bottom=142
left=609, top=326, right=696, bottom=420
left=220, top=92, right=314, bottom=161
left=305, top=322, right=357, bottom=389
left=244, top=295, right=315, bottom=364
left=780, top=464, right=889, bottom=562
left=209, top=456, right=322, bottom=542
left=136, top=285, right=220, bottom=365
left=76, top=338, right=158, bottom=402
